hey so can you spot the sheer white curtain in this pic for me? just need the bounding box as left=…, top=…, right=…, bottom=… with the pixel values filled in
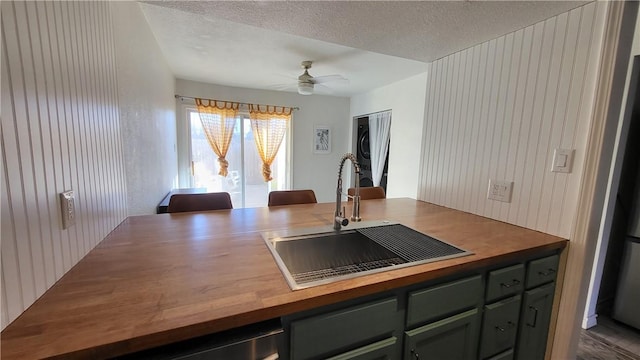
left=368, top=111, right=391, bottom=187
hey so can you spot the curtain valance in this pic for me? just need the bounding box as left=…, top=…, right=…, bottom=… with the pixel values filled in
left=195, top=98, right=241, bottom=111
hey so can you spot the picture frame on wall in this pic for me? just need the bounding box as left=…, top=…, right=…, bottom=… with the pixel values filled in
left=314, top=125, right=331, bottom=154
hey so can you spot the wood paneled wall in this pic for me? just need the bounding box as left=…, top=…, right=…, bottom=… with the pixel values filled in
left=418, top=2, right=606, bottom=238
left=1, top=1, right=127, bottom=328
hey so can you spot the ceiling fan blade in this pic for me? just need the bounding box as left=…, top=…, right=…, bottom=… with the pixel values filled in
left=268, top=83, right=297, bottom=91
left=313, top=74, right=349, bottom=85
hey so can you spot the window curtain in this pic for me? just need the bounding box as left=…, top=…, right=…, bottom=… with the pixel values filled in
left=369, top=110, right=392, bottom=187
left=195, top=98, right=239, bottom=177
left=249, top=104, right=291, bottom=181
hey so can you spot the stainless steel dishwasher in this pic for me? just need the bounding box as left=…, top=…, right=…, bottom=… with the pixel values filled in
left=116, top=319, right=283, bottom=360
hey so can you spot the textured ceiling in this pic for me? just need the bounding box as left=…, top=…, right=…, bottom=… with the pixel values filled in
left=140, top=1, right=588, bottom=97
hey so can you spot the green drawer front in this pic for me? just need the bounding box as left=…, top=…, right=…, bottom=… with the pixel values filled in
left=407, top=275, right=482, bottom=327
left=486, top=264, right=525, bottom=303
left=404, top=308, right=480, bottom=360
left=479, top=295, right=522, bottom=359
left=290, top=297, right=398, bottom=360
left=488, top=349, right=514, bottom=360
left=326, top=337, right=397, bottom=360
left=526, top=255, right=559, bottom=289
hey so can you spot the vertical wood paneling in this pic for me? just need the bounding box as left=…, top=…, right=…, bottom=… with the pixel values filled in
left=561, top=3, right=597, bottom=213
left=418, top=2, right=605, bottom=238
left=2, top=2, right=39, bottom=309
left=480, top=38, right=502, bottom=217
left=489, top=34, right=513, bottom=219
left=462, top=45, right=482, bottom=211
left=24, top=1, right=57, bottom=288
left=547, top=7, right=587, bottom=235
left=450, top=51, right=466, bottom=210
left=1, top=1, right=127, bottom=329
left=514, top=21, right=547, bottom=227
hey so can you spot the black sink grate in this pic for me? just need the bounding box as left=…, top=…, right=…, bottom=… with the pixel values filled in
left=292, top=257, right=405, bottom=284
left=357, top=224, right=467, bottom=262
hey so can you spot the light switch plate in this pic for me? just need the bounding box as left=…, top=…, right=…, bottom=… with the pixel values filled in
left=552, top=149, right=574, bottom=173
left=60, top=190, right=75, bottom=229
left=487, top=180, right=513, bottom=203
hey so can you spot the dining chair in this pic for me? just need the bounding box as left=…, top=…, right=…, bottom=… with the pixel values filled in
left=167, top=192, right=233, bottom=213
left=268, top=190, right=318, bottom=207
left=347, top=186, right=386, bottom=201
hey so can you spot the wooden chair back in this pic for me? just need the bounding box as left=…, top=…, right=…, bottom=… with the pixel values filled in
left=268, top=190, right=318, bottom=207
left=167, top=192, right=233, bottom=213
left=347, top=186, right=386, bottom=201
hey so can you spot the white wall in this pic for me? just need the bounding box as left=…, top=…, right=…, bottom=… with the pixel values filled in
left=175, top=79, right=351, bottom=202
left=112, top=2, right=177, bottom=215
left=417, top=2, right=606, bottom=239
left=350, top=72, right=429, bottom=199
left=1, top=1, right=127, bottom=328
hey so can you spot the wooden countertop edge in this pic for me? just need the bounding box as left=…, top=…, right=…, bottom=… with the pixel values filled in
left=48, top=241, right=567, bottom=359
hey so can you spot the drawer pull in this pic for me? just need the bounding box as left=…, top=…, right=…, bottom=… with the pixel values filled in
left=495, top=321, right=515, bottom=332
left=527, top=306, right=539, bottom=327
left=500, top=279, right=521, bottom=288
left=538, top=268, right=556, bottom=276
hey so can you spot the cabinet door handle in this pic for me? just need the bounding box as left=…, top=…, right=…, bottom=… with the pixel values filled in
left=500, top=279, right=521, bottom=288
left=527, top=306, right=539, bottom=327
left=538, top=268, right=556, bottom=276
left=410, top=348, right=419, bottom=359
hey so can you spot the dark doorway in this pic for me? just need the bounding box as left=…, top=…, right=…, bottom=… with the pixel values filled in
left=356, top=116, right=389, bottom=191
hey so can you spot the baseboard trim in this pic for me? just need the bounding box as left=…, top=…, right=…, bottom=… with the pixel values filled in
left=583, top=314, right=598, bottom=329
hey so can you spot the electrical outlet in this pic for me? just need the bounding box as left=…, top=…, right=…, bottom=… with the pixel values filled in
left=487, top=180, right=513, bottom=203
left=60, top=190, right=75, bottom=229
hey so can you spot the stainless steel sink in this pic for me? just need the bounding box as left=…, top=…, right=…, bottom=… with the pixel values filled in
left=262, top=221, right=473, bottom=290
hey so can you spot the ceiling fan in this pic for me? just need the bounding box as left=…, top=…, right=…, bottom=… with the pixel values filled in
left=296, top=60, right=347, bottom=95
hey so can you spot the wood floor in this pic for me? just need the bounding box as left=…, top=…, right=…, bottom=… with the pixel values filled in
left=577, top=316, right=640, bottom=360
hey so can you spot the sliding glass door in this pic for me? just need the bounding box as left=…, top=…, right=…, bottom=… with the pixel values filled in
left=188, top=109, right=288, bottom=208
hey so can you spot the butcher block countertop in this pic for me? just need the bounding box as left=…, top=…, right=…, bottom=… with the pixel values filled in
left=0, top=199, right=567, bottom=359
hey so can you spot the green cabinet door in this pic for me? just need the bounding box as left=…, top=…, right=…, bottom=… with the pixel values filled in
left=289, top=298, right=398, bottom=359
left=515, top=283, right=555, bottom=360
left=326, top=337, right=398, bottom=360
left=404, top=308, right=479, bottom=360
left=479, top=295, right=522, bottom=359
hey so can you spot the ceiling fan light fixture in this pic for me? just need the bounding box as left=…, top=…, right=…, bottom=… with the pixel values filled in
left=298, top=82, right=314, bottom=95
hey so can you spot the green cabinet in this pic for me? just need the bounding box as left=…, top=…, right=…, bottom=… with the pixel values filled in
left=288, top=297, right=399, bottom=360
left=525, top=255, right=559, bottom=289
left=479, top=295, right=521, bottom=359
left=404, top=309, right=480, bottom=360
left=488, top=349, right=514, bottom=360
left=515, top=283, right=556, bottom=360
left=326, top=337, right=398, bottom=360
left=407, top=275, right=482, bottom=327
left=281, top=253, right=560, bottom=360
left=485, top=264, right=525, bottom=303
left=514, top=254, right=559, bottom=360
